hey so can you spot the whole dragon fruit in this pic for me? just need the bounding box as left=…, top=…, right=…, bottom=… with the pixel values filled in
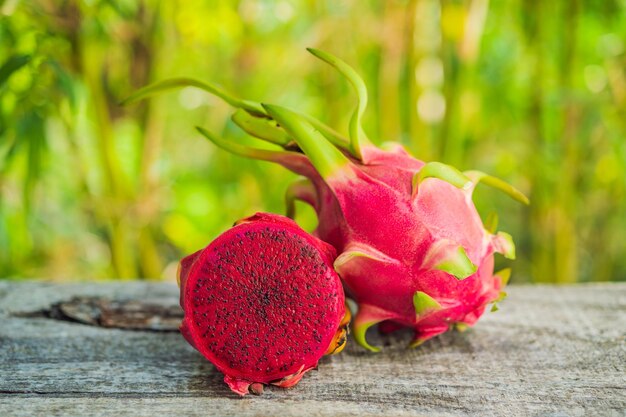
left=126, top=49, right=528, bottom=351
left=178, top=213, right=349, bottom=395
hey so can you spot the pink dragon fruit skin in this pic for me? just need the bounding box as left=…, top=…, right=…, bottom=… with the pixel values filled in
left=277, top=142, right=518, bottom=350
left=126, top=48, right=527, bottom=351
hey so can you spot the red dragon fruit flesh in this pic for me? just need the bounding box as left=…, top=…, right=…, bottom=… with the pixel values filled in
left=126, top=49, right=528, bottom=352
left=177, top=213, right=349, bottom=395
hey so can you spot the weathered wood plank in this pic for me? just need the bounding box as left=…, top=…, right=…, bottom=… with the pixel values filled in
left=0, top=282, right=624, bottom=416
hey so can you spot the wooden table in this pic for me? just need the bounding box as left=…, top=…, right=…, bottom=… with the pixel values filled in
left=0, top=281, right=624, bottom=416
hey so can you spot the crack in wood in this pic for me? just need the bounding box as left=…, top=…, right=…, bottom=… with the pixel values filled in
left=0, top=390, right=214, bottom=398
left=11, top=296, right=183, bottom=332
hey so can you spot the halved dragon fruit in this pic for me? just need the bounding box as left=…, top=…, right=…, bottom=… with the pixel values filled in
left=127, top=49, right=528, bottom=352
left=178, top=213, right=349, bottom=395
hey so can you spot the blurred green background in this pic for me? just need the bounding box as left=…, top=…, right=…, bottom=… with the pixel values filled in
left=1, top=0, right=625, bottom=283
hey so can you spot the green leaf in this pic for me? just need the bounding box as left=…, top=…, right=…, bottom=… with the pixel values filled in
left=484, top=212, right=499, bottom=234
left=307, top=48, right=370, bottom=159
left=352, top=319, right=381, bottom=353
left=434, top=246, right=477, bottom=280
left=297, top=112, right=351, bottom=150
left=413, top=291, right=442, bottom=318
left=284, top=178, right=316, bottom=219
left=121, top=77, right=266, bottom=115
left=262, top=104, right=350, bottom=179
left=455, top=323, right=469, bottom=332
left=0, top=55, right=31, bottom=87
left=196, top=126, right=299, bottom=164
left=413, top=162, right=472, bottom=197
left=15, top=112, right=46, bottom=211
left=494, top=268, right=512, bottom=286
left=465, top=170, right=530, bottom=205
left=495, top=232, right=516, bottom=260
left=123, top=77, right=351, bottom=152
left=231, top=109, right=291, bottom=146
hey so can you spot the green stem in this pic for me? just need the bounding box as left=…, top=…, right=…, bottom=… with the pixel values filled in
left=195, top=126, right=311, bottom=176
left=121, top=77, right=266, bottom=116
left=298, top=112, right=351, bottom=151
left=464, top=170, right=530, bottom=205
left=231, top=109, right=291, bottom=147
left=124, top=77, right=352, bottom=152
left=307, top=48, right=372, bottom=159
left=413, top=162, right=472, bottom=197
left=262, top=104, right=351, bottom=179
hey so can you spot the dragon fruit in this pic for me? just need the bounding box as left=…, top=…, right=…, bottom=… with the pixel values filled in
left=177, top=213, right=349, bottom=395
left=126, top=48, right=528, bottom=351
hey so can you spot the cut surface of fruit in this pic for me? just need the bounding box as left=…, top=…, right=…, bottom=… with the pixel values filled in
left=178, top=213, right=347, bottom=395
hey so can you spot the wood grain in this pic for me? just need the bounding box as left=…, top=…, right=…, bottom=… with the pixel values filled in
left=0, top=281, right=624, bottom=416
